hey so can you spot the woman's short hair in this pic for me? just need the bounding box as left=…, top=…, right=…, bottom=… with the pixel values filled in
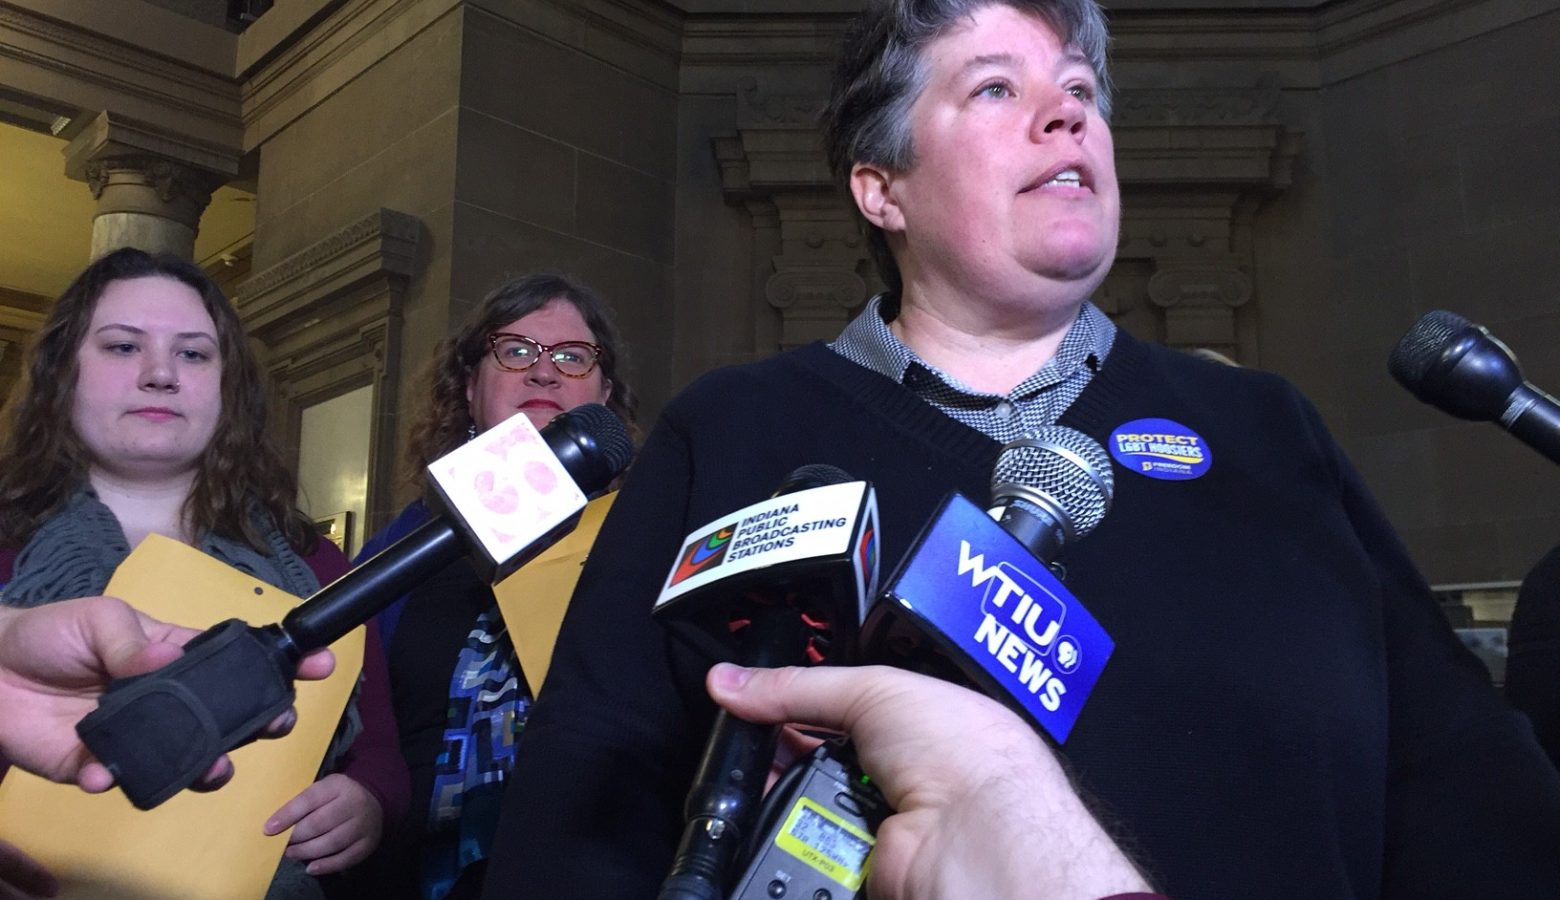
left=0, top=247, right=315, bottom=553
left=404, top=272, right=640, bottom=477
left=822, top=0, right=1114, bottom=302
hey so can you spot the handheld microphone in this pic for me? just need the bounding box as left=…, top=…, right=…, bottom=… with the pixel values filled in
left=729, top=428, right=1115, bottom=900
left=75, top=404, right=633, bottom=809
left=864, top=426, right=1116, bottom=743
left=653, top=465, right=879, bottom=900
left=1389, top=309, right=1560, bottom=465
left=282, top=403, right=633, bottom=650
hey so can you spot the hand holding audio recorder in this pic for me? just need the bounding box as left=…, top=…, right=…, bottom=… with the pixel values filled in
left=706, top=662, right=1155, bottom=900
left=651, top=464, right=878, bottom=900
left=727, top=427, right=1150, bottom=900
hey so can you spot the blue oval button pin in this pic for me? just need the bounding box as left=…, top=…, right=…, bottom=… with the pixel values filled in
left=1109, top=418, right=1211, bottom=481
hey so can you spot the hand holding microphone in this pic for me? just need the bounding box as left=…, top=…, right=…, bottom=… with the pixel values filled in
left=725, top=429, right=1147, bottom=900
left=73, top=404, right=632, bottom=810
left=652, top=465, right=878, bottom=900
left=0, top=597, right=334, bottom=793
left=0, top=597, right=337, bottom=900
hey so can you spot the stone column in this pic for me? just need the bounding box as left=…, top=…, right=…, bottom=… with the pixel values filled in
left=78, top=156, right=219, bottom=259
left=765, top=196, right=869, bottom=350
left=1110, top=81, right=1299, bottom=365
left=715, top=79, right=873, bottom=355
left=63, top=112, right=238, bottom=260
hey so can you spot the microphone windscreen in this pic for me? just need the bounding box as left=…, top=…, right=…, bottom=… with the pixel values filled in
left=1389, top=309, right=1471, bottom=391
left=548, top=403, right=634, bottom=492
left=991, top=426, right=1114, bottom=539
left=772, top=464, right=853, bottom=496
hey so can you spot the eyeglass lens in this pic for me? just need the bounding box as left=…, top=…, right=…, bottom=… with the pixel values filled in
left=493, top=335, right=598, bottom=376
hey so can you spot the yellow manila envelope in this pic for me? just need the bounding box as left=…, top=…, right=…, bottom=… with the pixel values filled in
left=495, top=491, right=617, bottom=694
left=0, top=535, right=363, bottom=899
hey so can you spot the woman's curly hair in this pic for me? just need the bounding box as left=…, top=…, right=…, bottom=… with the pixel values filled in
left=0, top=248, right=317, bottom=554
left=404, top=272, right=640, bottom=479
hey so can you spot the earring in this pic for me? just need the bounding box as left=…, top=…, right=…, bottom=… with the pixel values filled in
left=467, top=422, right=479, bottom=442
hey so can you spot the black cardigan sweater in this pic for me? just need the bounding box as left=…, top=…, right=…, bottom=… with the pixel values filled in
left=481, top=333, right=1560, bottom=899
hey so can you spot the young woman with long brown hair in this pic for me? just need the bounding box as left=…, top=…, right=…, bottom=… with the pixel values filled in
left=0, top=247, right=408, bottom=898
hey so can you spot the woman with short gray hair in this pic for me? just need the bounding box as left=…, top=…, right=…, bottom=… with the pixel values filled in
left=480, top=1, right=1560, bottom=897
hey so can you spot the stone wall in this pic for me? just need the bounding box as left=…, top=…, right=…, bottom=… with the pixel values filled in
left=1307, top=7, right=1560, bottom=583
left=242, top=1, right=464, bottom=526
left=7, top=0, right=1555, bottom=580
left=450, top=0, right=683, bottom=425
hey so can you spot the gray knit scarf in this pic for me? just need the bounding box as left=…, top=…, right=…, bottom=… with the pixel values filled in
left=2, top=489, right=320, bottom=607
left=1, top=487, right=360, bottom=900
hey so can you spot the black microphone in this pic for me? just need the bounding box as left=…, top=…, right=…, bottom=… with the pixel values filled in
left=1389, top=309, right=1560, bottom=465
left=282, top=403, right=633, bottom=651
left=652, top=465, right=879, bottom=900
left=76, top=404, right=633, bottom=809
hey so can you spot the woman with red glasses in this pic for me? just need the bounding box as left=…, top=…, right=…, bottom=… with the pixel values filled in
left=348, top=273, right=638, bottom=900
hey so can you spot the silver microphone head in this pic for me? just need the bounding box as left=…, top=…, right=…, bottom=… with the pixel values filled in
left=990, top=426, right=1114, bottom=546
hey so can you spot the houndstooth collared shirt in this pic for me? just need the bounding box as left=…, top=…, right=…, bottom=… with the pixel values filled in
left=830, top=294, right=1116, bottom=443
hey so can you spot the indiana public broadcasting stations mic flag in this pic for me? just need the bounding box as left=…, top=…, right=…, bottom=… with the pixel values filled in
left=656, top=481, right=879, bottom=626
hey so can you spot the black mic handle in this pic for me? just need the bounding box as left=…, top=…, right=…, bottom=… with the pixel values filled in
left=1504, top=384, right=1560, bottom=466
left=995, top=503, right=1066, bottom=565
left=280, top=517, right=466, bottom=652
left=659, top=607, right=811, bottom=900
left=659, top=711, right=781, bottom=900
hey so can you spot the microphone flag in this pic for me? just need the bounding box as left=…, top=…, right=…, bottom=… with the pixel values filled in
left=656, top=480, right=879, bottom=643
left=879, top=492, right=1113, bottom=743
left=426, top=410, right=591, bottom=584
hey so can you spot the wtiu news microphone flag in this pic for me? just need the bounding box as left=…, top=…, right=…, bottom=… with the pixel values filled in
left=656, top=480, right=879, bottom=646
left=881, top=493, right=1112, bottom=744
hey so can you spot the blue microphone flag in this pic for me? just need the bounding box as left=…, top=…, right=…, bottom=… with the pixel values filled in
left=879, top=492, right=1113, bottom=744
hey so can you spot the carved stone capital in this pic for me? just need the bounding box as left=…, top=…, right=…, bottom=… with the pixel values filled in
left=734, top=77, right=824, bottom=129
left=765, top=265, right=867, bottom=311
left=761, top=197, right=872, bottom=349
left=65, top=111, right=239, bottom=190
left=81, top=155, right=220, bottom=220
left=714, top=126, right=834, bottom=197
left=62, top=111, right=240, bottom=257
left=1112, top=81, right=1298, bottom=232
left=1147, top=264, right=1253, bottom=310
left=1145, top=262, right=1253, bottom=355
left=766, top=265, right=869, bottom=349
left=716, top=80, right=835, bottom=198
